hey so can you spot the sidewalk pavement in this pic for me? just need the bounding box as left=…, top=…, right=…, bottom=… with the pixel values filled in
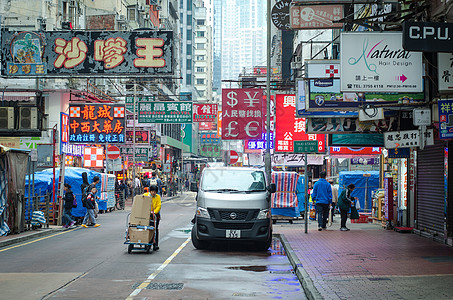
left=275, top=216, right=453, bottom=300
left=0, top=193, right=181, bottom=249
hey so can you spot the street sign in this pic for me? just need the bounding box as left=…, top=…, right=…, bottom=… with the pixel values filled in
left=294, top=141, right=318, bottom=153
left=383, top=130, right=419, bottom=149
left=413, top=108, right=431, bottom=126
left=229, top=150, right=239, bottom=164
left=106, top=145, right=121, bottom=160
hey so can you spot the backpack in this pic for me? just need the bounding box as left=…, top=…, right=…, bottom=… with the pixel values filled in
left=150, top=178, right=158, bottom=186
left=81, top=185, right=89, bottom=207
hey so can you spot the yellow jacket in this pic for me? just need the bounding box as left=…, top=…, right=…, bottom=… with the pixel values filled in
left=144, top=192, right=161, bottom=214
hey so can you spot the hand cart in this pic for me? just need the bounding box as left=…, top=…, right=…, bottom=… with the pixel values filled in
left=124, top=212, right=156, bottom=254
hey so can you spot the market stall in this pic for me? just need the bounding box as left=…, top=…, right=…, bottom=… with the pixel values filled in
left=271, top=171, right=300, bottom=223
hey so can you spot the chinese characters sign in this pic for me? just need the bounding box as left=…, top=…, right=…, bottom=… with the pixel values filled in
left=275, top=94, right=325, bottom=153
left=222, top=88, right=264, bottom=140
left=125, top=96, right=155, bottom=113
left=138, top=101, right=192, bottom=124
left=290, top=5, right=343, bottom=29
left=1, top=30, right=173, bottom=76
left=126, top=129, right=149, bottom=144
left=383, top=130, right=419, bottom=148
left=438, top=99, right=453, bottom=139
left=330, top=147, right=382, bottom=156
left=201, top=132, right=221, bottom=145
left=121, top=147, right=149, bottom=160
left=69, top=104, right=126, bottom=144
left=438, top=53, right=453, bottom=93
left=193, top=103, right=218, bottom=122
left=341, top=32, right=423, bottom=93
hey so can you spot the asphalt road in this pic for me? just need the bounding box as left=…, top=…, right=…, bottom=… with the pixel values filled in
left=0, top=193, right=305, bottom=300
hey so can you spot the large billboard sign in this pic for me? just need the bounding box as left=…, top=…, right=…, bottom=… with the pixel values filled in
left=221, top=89, right=265, bottom=140
left=340, top=32, right=423, bottom=93
left=1, top=30, right=173, bottom=76
left=69, top=104, right=126, bottom=144
left=403, top=22, right=453, bottom=53
left=138, top=101, right=192, bottom=124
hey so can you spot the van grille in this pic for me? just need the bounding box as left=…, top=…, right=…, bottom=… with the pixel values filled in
left=208, top=208, right=259, bottom=221
left=212, top=222, right=254, bottom=230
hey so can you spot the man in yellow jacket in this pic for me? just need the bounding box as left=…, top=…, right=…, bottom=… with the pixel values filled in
left=144, top=185, right=161, bottom=251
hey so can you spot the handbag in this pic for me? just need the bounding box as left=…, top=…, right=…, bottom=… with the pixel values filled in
left=309, top=208, right=316, bottom=219
left=350, top=206, right=360, bottom=219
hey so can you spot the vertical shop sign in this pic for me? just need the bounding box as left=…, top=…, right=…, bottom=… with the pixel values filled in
left=409, top=149, right=415, bottom=192
left=438, top=99, right=453, bottom=139
left=221, top=88, right=265, bottom=140
left=69, top=104, right=126, bottom=144
left=400, top=159, right=408, bottom=209
left=274, top=94, right=325, bottom=152
left=438, top=53, right=453, bottom=93
left=384, top=177, right=394, bottom=220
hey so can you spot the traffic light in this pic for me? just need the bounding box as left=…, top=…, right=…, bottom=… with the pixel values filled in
left=62, top=21, right=73, bottom=30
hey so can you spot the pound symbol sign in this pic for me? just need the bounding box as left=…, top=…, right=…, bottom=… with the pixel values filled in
left=226, top=91, right=238, bottom=108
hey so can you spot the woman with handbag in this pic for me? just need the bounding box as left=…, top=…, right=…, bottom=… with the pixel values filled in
left=337, top=184, right=357, bottom=231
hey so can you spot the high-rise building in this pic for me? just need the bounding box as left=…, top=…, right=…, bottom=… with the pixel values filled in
left=221, top=0, right=266, bottom=86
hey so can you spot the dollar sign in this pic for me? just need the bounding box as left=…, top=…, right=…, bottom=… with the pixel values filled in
left=226, top=91, right=238, bottom=107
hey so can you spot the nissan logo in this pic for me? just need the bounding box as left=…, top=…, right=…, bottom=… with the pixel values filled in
left=230, top=212, right=237, bottom=219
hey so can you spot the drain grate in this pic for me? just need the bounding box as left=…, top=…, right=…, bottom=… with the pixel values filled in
left=132, top=283, right=184, bottom=290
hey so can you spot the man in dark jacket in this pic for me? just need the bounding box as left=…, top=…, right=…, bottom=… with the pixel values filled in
left=312, top=171, right=332, bottom=231
left=62, top=183, right=76, bottom=228
left=81, top=186, right=100, bottom=228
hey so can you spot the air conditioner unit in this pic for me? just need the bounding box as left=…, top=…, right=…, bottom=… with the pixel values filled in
left=0, top=107, right=14, bottom=129
left=19, top=107, right=38, bottom=130
left=294, top=56, right=302, bottom=63
left=291, top=62, right=302, bottom=69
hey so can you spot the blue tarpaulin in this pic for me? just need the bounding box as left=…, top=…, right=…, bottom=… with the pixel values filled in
left=338, top=171, right=380, bottom=212
left=25, top=167, right=102, bottom=218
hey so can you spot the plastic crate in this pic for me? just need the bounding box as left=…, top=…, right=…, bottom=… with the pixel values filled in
left=351, top=214, right=369, bottom=223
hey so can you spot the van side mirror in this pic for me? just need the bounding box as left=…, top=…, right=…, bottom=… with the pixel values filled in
left=267, top=183, right=276, bottom=193
left=190, top=182, right=198, bottom=192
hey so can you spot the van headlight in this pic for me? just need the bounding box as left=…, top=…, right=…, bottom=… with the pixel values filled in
left=257, top=209, right=270, bottom=220
left=196, top=207, right=210, bottom=219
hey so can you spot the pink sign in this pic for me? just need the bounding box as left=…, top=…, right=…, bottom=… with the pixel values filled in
left=221, top=88, right=265, bottom=140
left=290, top=5, right=343, bottom=29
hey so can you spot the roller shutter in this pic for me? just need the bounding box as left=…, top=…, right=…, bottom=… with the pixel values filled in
left=416, top=140, right=446, bottom=241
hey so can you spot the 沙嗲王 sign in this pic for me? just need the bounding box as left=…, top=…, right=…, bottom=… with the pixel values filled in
left=340, top=32, right=423, bottom=93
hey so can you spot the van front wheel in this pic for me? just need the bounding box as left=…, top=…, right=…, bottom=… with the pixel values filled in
left=256, top=236, right=272, bottom=251
left=191, top=226, right=209, bottom=249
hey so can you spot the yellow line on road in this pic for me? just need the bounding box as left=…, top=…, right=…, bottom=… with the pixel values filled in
left=0, top=228, right=79, bottom=253
left=126, top=236, right=191, bottom=300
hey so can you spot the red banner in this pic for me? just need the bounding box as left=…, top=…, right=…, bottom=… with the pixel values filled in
left=221, top=88, right=264, bottom=140
left=275, top=94, right=325, bottom=152
left=329, top=147, right=382, bottom=156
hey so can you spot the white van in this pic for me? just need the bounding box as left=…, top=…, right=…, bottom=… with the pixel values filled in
left=191, top=167, right=276, bottom=251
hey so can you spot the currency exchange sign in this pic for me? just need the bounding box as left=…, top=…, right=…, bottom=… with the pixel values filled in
left=221, top=88, right=264, bottom=140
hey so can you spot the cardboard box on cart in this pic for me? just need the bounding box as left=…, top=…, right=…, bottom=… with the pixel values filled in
left=130, top=195, right=153, bottom=226
left=128, top=227, right=155, bottom=243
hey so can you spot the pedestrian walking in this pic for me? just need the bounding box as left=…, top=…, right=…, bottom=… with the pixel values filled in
left=81, top=186, right=101, bottom=228
left=144, top=185, right=161, bottom=251
left=149, top=172, right=163, bottom=196
left=311, top=171, right=332, bottom=231
left=337, top=183, right=356, bottom=231
left=329, top=180, right=338, bottom=219
left=62, top=183, right=76, bottom=228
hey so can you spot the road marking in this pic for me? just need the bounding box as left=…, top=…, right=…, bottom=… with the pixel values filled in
left=0, top=228, right=79, bottom=253
left=126, top=236, right=191, bottom=300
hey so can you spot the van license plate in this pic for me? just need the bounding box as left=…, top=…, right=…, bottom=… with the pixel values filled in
left=226, top=230, right=241, bottom=238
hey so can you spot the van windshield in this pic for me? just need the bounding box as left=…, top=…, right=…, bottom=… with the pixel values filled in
left=201, top=169, right=266, bottom=192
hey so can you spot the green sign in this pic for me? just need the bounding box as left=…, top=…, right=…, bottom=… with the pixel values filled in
left=294, top=141, right=318, bottom=153
left=200, top=145, right=221, bottom=157
left=125, top=96, right=156, bottom=112
left=138, top=101, right=192, bottom=124
left=120, top=147, right=149, bottom=160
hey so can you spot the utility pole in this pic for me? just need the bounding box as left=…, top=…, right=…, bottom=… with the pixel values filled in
left=265, top=0, right=272, bottom=184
